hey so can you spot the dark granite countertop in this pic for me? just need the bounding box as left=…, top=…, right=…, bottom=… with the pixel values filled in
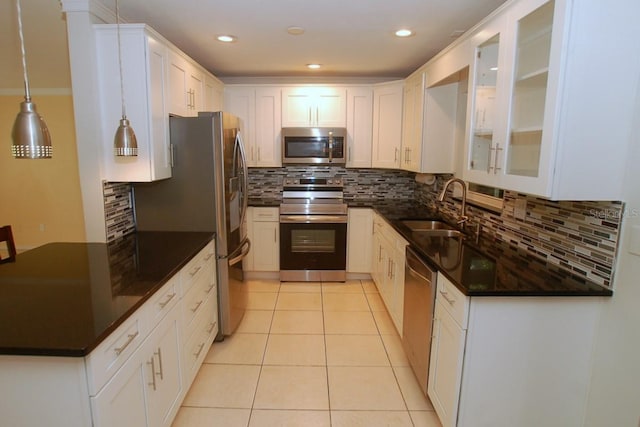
left=0, top=231, right=213, bottom=357
left=357, top=199, right=612, bottom=297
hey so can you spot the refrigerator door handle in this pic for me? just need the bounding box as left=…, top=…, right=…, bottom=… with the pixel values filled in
left=233, top=131, right=250, bottom=231
left=227, top=237, right=251, bottom=266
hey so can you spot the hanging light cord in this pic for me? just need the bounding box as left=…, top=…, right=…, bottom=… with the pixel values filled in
left=116, top=0, right=126, bottom=118
left=16, top=0, right=31, bottom=102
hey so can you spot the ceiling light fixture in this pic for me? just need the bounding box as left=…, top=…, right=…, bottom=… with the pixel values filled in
left=307, top=64, right=321, bottom=70
left=113, top=0, right=138, bottom=157
left=287, top=26, right=305, bottom=36
left=395, top=29, right=414, bottom=38
left=11, top=0, right=52, bottom=159
left=217, top=35, right=236, bottom=43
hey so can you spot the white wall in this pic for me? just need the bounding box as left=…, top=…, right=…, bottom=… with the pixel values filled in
left=584, top=76, right=640, bottom=426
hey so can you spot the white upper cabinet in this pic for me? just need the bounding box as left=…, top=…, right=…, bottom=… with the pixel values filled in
left=204, top=74, right=224, bottom=112
left=95, top=24, right=172, bottom=182
left=401, top=72, right=425, bottom=172
left=371, top=81, right=404, bottom=169
left=282, top=87, right=347, bottom=127
left=167, top=51, right=204, bottom=117
left=224, top=86, right=282, bottom=167
left=463, top=0, right=640, bottom=200
left=346, top=87, right=373, bottom=168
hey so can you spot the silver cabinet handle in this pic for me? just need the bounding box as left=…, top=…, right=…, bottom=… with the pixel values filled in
left=189, top=266, right=202, bottom=277
left=194, top=342, right=206, bottom=358
left=114, top=331, right=139, bottom=356
left=207, top=322, right=217, bottom=334
left=158, top=292, right=176, bottom=309
left=439, top=290, right=456, bottom=305
left=147, top=356, right=157, bottom=391
left=394, top=148, right=398, bottom=162
left=155, top=348, right=164, bottom=380
left=494, top=143, right=503, bottom=174
left=191, top=300, right=204, bottom=313
left=206, top=283, right=215, bottom=294
left=204, top=252, right=214, bottom=261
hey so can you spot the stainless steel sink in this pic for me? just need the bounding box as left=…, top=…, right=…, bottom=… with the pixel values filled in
left=417, top=229, right=464, bottom=238
left=400, top=220, right=455, bottom=232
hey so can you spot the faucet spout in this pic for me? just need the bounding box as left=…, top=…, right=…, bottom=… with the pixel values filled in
left=438, top=178, right=468, bottom=225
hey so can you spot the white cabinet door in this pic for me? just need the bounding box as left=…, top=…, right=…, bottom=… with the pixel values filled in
left=167, top=51, right=190, bottom=117
left=371, top=81, right=403, bottom=169
left=401, top=72, right=424, bottom=172
left=95, top=24, right=172, bottom=182
left=255, top=88, right=282, bottom=167
left=145, top=309, right=182, bottom=427
left=282, top=87, right=346, bottom=127
left=91, top=356, right=149, bottom=427
left=187, top=67, right=204, bottom=114
left=428, top=301, right=467, bottom=427
left=204, top=75, right=224, bottom=112
left=224, top=87, right=256, bottom=166
left=347, top=208, right=373, bottom=273
left=245, top=207, right=279, bottom=272
left=346, top=87, right=373, bottom=168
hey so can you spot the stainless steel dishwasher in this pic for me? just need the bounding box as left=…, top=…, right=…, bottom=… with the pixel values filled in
left=402, top=246, right=437, bottom=396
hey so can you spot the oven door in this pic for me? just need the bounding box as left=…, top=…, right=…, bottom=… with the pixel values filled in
left=279, top=216, right=347, bottom=281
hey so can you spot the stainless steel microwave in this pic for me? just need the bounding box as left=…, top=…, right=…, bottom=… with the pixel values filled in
left=282, top=127, right=347, bottom=165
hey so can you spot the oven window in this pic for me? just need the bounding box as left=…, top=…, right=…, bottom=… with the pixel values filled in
left=291, top=229, right=335, bottom=253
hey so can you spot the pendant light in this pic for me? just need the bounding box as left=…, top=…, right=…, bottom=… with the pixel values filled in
left=11, top=0, right=52, bottom=159
left=113, top=0, right=138, bottom=156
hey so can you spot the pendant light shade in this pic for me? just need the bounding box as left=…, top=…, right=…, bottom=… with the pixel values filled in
left=113, top=0, right=138, bottom=157
left=12, top=99, right=52, bottom=158
left=114, top=117, right=138, bottom=156
left=11, top=0, right=52, bottom=159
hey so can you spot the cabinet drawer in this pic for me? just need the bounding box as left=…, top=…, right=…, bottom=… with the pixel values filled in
left=146, top=274, right=180, bottom=327
left=181, top=262, right=215, bottom=341
left=85, top=311, right=147, bottom=395
left=252, top=207, right=279, bottom=222
left=181, top=241, right=215, bottom=296
left=437, top=273, right=469, bottom=328
left=182, top=305, right=216, bottom=386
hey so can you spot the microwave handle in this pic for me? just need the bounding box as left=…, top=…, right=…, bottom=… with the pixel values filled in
left=328, top=134, right=333, bottom=163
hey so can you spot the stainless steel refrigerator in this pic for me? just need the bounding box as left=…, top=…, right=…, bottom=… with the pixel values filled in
left=133, top=112, right=250, bottom=338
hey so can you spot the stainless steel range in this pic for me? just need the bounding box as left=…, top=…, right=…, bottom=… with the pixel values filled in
left=279, top=176, right=347, bottom=282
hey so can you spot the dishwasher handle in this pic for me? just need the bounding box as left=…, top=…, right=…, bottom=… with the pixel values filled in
left=406, top=247, right=436, bottom=286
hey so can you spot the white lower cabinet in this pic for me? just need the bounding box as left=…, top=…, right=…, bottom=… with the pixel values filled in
left=244, top=207, right=280, bottom=272
left=347, top=208, right=373, bottom=273
left=428, top=272, right=605, bottom=427
left=371, top=212, right=407, bottom=334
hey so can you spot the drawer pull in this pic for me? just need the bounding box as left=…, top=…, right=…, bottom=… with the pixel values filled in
left=206, top=284, right=215, bottom=294
left=147, top=357, right=157, bottom=391
left=158, top=292, right=176, bottom=309
left=189, top=266, right=202, bottom=277
left=439, top=290, right=456, bottom=305
left=191, top=300, right=204, bottom=313
left=207, top=322, right=217, bottom=334
left=114, top=331, right=139, bottom=356
left=155, top=348, right=164, bottom=380
left=204, top=252, right=214, bottom=261
left=193, top=342, right=206, bottom=358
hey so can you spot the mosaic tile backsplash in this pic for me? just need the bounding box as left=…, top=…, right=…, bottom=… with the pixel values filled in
left=103, top=182, right=136, bottom=242
left=248, top=166, right=416, bottom=200
left=105, top=164, right=621, bottom=288
left=416, top=175, right=622, bottom=288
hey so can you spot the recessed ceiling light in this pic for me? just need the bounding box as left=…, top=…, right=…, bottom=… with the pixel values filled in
left=287, top=26, right=305, bottom=36
left=217, top=35, right=236, bottom=43
left=307, top=64, right=321, bottom=70
left=395, top=29, right=413, bottom=38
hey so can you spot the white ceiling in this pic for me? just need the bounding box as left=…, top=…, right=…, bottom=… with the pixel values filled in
left=0, top=0, right=508, bottom=89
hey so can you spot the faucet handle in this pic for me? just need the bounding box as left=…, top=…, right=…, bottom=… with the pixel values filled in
left=456, top=215, right=469, bottom=225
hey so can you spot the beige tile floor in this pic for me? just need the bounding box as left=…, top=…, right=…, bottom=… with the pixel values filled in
left=172, top=279, right=442, bottom=427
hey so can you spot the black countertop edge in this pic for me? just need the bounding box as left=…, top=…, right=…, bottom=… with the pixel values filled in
left=0, top=232, right=214, bottom=358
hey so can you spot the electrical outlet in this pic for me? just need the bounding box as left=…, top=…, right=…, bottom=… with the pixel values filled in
left=514, top=198, right=527, bottom=221
left=39, top=224, right=45, bottom=232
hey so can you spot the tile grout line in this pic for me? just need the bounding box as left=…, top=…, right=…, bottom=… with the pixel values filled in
left=321, top=280, right=333, bottom=426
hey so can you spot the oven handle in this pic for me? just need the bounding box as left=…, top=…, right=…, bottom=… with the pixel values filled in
left=280, top=215, right=348, bottom=224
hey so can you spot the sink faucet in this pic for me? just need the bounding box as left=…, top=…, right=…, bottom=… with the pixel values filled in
left=438, top=178, right=468, bottom=226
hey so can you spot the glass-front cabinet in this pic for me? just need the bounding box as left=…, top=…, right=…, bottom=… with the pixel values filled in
left=464, top=0, right=557, bottom=195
